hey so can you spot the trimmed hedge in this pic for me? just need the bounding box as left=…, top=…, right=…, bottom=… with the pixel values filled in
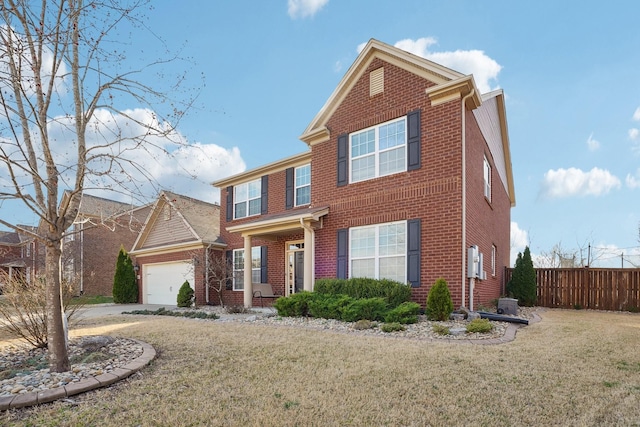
left=314, top=278, right=411, bottom=308
left=384, top=301, right=420, bottom=324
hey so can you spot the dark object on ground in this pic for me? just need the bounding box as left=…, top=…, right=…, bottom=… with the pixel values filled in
left=478, top=311, right=529, bottom=325
left=497, top=298, right=519, bottom=315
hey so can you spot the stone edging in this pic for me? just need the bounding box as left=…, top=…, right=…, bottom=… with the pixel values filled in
left=457, top=310, right=542, bottom=346
left=0, top=339, right=156, bottom=411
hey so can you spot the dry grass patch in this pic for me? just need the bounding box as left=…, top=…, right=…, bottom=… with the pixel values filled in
left=1, top=310, right=639, bottom=426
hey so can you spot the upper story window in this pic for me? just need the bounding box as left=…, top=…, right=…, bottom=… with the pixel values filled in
left=295, top=164, right=311, bottom=206
left=350, top=117, right=406, bottom=183
left=234, top=178, right=261, bottom=219
left=483, top=156, right=492, bottom=202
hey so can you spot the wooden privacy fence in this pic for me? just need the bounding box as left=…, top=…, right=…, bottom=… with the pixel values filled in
left=504, top=268, right=640, bottom=311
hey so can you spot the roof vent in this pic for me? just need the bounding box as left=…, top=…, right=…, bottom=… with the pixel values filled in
left=370, top=67, right=384, bottom=97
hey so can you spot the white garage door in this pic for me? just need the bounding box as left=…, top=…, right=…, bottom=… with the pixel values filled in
left=144, top=261, right=195, bottom=305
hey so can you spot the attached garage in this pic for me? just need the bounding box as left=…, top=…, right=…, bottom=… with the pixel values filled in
left=143, top=261, right=194, bottom=305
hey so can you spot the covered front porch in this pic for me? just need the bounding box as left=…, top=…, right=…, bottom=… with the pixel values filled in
left=226, top=206, right=329, bottom=308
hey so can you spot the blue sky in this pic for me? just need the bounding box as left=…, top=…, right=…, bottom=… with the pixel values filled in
left=2, top=0, right=640, bottom=267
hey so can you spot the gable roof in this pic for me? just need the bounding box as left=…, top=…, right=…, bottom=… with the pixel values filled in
left=131, top=191, right=223, bottom=254
left=300, top=38, right=481, bottom=146
left=77, top=194, right=134, bottom=219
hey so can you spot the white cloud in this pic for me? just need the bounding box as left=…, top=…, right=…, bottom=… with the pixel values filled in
left=1, top=107, right=246, bottom=208
left=586, top=133, right=600, bottom=151
left=287, top=0, right=328, bottom=19
left=629, top=128, right=639, bottom=140
left=626, top=170, right=640, bottom=189
left=633, top=107, right=640, bottom=122
left=393, top=37, right=502, bottom=93
left=541, top=167, right=621, bottom=199
left=510, top=221, right=529, bottom=266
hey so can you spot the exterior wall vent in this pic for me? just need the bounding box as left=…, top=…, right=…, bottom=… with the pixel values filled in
left=370, top=67, right=384, bottom=97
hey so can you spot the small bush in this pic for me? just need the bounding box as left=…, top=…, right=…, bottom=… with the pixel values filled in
left=384, top=302, right=420, bottom=324
left=112, top=246, right=138, bottom=304
left=352, top=319, right=376, bottom=330
left=177, top=281, right=194, bottom=308
left=308, top=293, right=354, bottom=319
left=225, top=305, right=249, bottom=314
left=381, top=322, right=406, bottom=333
left=506, top=246, right=537, bottom=306
left=314, top=278, right=411, bottom=308
left=432, top=324, right=450, bottom=335
left=340, top=297, right=388, bottom=322
left=273, top=291, right=315, bottom=317
left=425, top=278, right=454, bottom=321
left=466, top=318, right=493, bottom=333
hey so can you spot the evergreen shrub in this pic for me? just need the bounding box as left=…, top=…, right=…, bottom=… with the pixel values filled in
left=314, top=278, right=411, bottom=308
left=308, top=293, right=354, bottom=319
left=384, top=301, right=420, bottom=324
left=273, top=291, right=315, bottom=317
left=176, top=280, right=194, bottom=307
left=506, top=246, right=537, bottom=306
left=425, top=278, right=454, bottom=321
left=340, top=297, right=388, bottom=322
left=112, top=246, right=138, bottom=303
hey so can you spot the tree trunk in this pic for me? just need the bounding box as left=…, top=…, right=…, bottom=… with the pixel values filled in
left=45, top=239, right=70, bottom=372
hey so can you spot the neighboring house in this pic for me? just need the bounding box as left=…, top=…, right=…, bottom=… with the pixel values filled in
left=57, top=192, right=150, bottom=296
left=213, top=39, right=515, bottom=309
left=0, top=226, right=36, bottom=285
left=130, top=191, right=224, bottom=305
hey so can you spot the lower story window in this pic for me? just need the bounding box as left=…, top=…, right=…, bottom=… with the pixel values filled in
left=233, top=247, right=261, bottom=290
left=349, top=221, right=406, bottom=283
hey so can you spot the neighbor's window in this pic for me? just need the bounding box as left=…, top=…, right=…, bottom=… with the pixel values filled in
left=295, top=164, right=311, bottom=206
left=232, top=247, right=261, bottom=290
left=234, top=179, right=261, bottom=219
left=350, top=117, right=406, bottom=183
left=483, top=156, right=492, bottom=202
left=350, top=221, right=406, bottom=283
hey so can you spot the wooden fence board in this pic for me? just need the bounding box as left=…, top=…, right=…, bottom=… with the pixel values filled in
left=504, top=268, right=640, bottom=312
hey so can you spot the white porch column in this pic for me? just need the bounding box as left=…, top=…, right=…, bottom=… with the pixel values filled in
left=243, top=235, right=253, bottom=308
left=303, top=223, right=314, bottom=292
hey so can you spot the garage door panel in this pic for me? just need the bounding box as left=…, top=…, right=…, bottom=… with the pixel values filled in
left=145, top=262, right=194, bottom=305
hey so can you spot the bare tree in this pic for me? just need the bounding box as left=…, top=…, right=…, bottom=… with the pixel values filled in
left=205, top=252, right=232, bottom=308
left=0, top=1, right=194, bottom=372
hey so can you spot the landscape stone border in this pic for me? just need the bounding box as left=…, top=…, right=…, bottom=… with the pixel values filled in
left=0, top=339, right=156, bottom=411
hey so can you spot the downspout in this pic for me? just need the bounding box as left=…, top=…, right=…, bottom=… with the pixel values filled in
left=205, top=244, right=212, bottom=304
left=461, top=89, right=475, bottom=309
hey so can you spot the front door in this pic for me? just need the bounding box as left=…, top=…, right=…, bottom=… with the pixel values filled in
left=286, top=241, right=304, bottom=296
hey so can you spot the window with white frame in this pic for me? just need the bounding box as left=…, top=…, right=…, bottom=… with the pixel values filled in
left=491, top=244, right=496, bottom=276
left=295, top=164, right=311, bottom=206
left=350, top=221, right=406, bottom=283
left=350, top=117, right=406, bottom=183
left=232, top=247, right=261, bottom=290
left=234, top=179, right=261, bottom=219
left=483, top=156, right=492, bottom=202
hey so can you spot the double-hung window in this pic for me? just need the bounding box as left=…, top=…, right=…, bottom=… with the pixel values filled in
left=234, top=179, right=261, bottom=219
left=349, top=221, right=407, bottom=283
left=350, top=117, right=406, bottom=183
left=295, top=164, right=311, bottom=206
left=483, top=156, right=492, bottom=202
left=232, top=247, right=261, bottom=290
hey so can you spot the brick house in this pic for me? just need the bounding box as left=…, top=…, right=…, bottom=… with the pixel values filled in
left=130, top=191, right=224, bottom=305
left=0, top=226, right=37, bottom=286
left=213, top=39, right=515, bottom=309
left=57, top=193, right=150, bottom=296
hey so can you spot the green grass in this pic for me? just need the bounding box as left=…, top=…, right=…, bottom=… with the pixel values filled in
left=70, top=295, right=114, bottom=305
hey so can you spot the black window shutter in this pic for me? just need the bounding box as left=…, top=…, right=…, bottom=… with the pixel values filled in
left=260, top=246, right=268, bottom=283
left=226, top=186, right=233, bottom=221
left=407, top=109, right=421, bottom=171
left=337, top=134, right=348, bottom=187
left=261, top=175, right=268, bottom=215
left=407, top=219, right=421, bottom=287
left=225, top=250, right=233, bottom=290
left=336, top=228, right=348, bottom=279
left=285, top=167, right=294, bottom=210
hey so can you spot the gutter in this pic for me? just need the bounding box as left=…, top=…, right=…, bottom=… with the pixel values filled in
left=461, top=89, right=475, bottom=309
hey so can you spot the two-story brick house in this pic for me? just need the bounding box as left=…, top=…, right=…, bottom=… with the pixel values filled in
left=213, top=39, right=515, bottom=309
